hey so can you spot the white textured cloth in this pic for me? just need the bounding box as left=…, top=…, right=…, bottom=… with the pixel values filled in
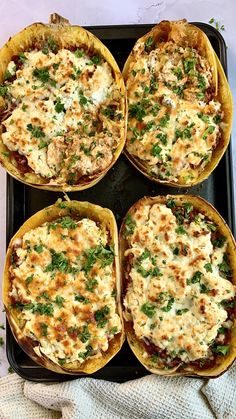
left=0, top=363, right=236, bottom=419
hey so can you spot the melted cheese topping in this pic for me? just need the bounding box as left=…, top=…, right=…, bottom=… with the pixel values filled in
left=10, top=216, right=121, bottom=366
left=2, top=48, right=123, bottom=183
left=126, top=40, right=222, bottom=183
left=123, top=202, right=235, bottom=363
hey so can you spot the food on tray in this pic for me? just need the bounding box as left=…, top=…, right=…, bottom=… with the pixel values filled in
left=123, top=20, right=233, bottom=187
left=3, top=200, right=124, bottom=374
left=0, top=14, right=126, bottom=191
left=120, top=195, right=236, bottom=376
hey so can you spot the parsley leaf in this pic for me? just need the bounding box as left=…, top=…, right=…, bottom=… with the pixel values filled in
left=141, top=302, right=156, bottom=318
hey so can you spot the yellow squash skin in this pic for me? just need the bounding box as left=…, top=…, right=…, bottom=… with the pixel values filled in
left=120, top=195, right=236, bottom=377
left=123, top=20, right=233, bottom=188
left=0, top=14, right=127, bottom=191
left=3, top=199, right=125, bottom=374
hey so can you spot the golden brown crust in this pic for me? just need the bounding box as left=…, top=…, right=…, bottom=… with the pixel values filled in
left=0, top=16, right=127, bottom=191
left=120, top=195, right=236, bottom=377
left=122, top=20, right=233, bottom=187
left=3, top=199, right=125, bottom=374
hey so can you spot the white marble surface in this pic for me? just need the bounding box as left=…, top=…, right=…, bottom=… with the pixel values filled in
left=0, top=0, right=235, bottom=376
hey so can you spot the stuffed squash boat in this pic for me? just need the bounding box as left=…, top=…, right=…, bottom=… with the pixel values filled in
left=3, top=199, right=124, bottom=374
left=123, top=20, right=233, bottom=187
left=0, top=14, right=126, bottom=191
left=120, top=195, right=236, bottom=376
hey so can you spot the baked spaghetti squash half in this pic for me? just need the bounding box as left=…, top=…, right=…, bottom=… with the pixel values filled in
left=3, top=199, right=124, bottom=374
left=123, top=20, right=233, bottom=187
left=120, top=195, right=236, bottom=376
left=0, top=14, right=126, bottom=191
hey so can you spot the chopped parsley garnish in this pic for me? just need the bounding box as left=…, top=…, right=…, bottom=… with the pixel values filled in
left=54, top=295, right=65, bottom=308
left=78, top=344, right=93, bottom=360
left=145, top=36, right=154, bottom=51
left=206, top=223, right=217, bottom=232
left=197, top=112, right=210, bottom=123
left=95, top=306, right=110, bottom=328
left=203, top=125, right=215, bottom=140
left=60, top=216, right=77, bottom=230
left=19, top=52, right=27, bottom=63
left=141, top=302, right=156, bottom=318
left=204, top=263, right=212, bottom=273
left=189, top=271, right=203, bottom=284
left=123, top=214, right=136, bottom=237
left=40, top=322, right=48, bottom=336
left=211, top=344, right=229, bottom=356
left=151, top=143, right=162, bottom=157
left=213, top=114, right=221, bottom=124
left=166, top=198, right=176, bottom=209
left=79, top=325, right=90, bottom=343
left=129, top=103, right=146, bottom=121
left=173, top=247, right=179, bottom=256
left=58, top=358, right=66, bottom=365
left=218, top=253, right=232, bottom=279
left=32, top=67, right=56, bottom=86
left=25, top=274, right=34, bottom=286
left=159, top=114, right=170, bottom=128
left=183, top=202, right=193, bottom=216
left=74, top=294, right=90, bottom=304
left=55, top=98, right=66, bottom=113
left=89, top=55, right=101, bottom=65
left=160, top=296, right=175, bottom=312
left=4, top=70, right=13, bottom=80
left=176, top=308, right=189, bottom=315
left=74, top=48, right=85, bottom=58
left=137, top=265, right=162, bottom=278
left=27, top=123, right=45, bottom=138
left=175, top=225, right=187, bottom=235
left=220, top=299, right=234, bottom=309
left=79, top=90, right=90, bottom=107
left=82, top=245, right=114, bottom=274
left=200, top=283, right=211, bottom=294
left=138, top=248, right=151, bottom=262
left=156, top=133, right=167, bottom=145
left=34, top=244, right=43, bottom=253
left=212, top=235, right=226, bottom=248
left=171, top=67, right=183, bottom=80
left=16, top=302, right=54, bottom=316
left=85, top=278, right=98, bottom=292
left=42, top=37, right=59, bottom=54
left=0, top=337, right=4, bottom=347
left=0, top=85, right=8, bottom=98
left=45, top=250, right=70, bottom=273
left=183, top=58, right=195, bottom=73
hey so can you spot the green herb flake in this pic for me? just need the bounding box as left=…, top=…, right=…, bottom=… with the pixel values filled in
left=212, top=345, right=229, bottom=356
left=212, top=235, right=226, bottom=248
left=85, top=278, right=98, bottom=292
left=55, top=295, right=65, bottom=308
left=204, top=263, right=212, bottom=273
left=79, top=325, right=90, bottom=343
left=40, top=322, right=48, bottom=336
left=176, top=308, right=189, bottom=315
left=95, top=306, right=110, bottom=327
left=175, top=225, right=187, bottom=235
left=190, top=271, right=203, bottom=284
left=141, top=302, right=156, bottom=318
left=123, top=213, right=136, bottom=237
left=145, top=37, right=154, bottom=51
left=25, top=274, right=34, bottom=286
left=151, top=143, right=162, bottom=157
left=55, top=98, right=66, bottom=113
left=74, top=294, right=90, bottom=304
left=27, top=123, right=45, bottom=138
left=34, top=244, right=43, bottom=253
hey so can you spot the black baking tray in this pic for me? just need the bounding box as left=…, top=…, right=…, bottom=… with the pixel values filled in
left=6, top=23, right=235, bottom=382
